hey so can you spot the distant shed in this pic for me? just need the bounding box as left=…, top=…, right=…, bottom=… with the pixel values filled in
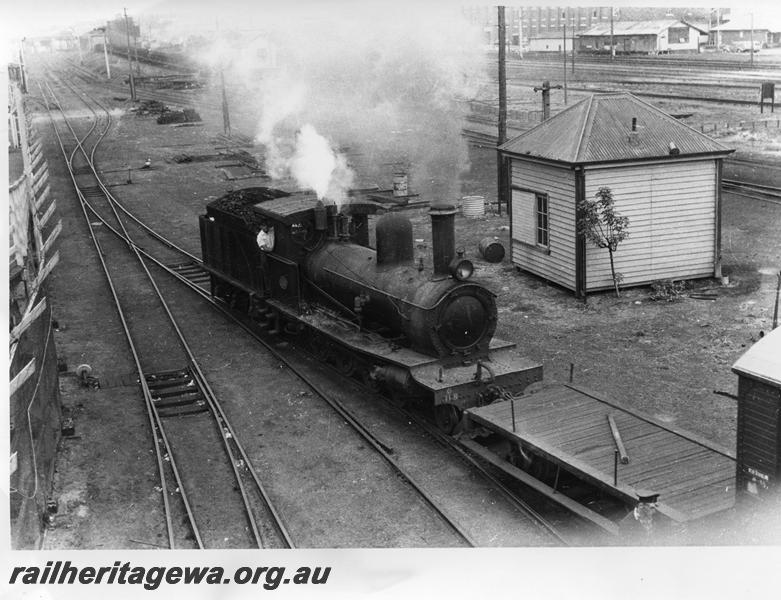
left=577, top=20, right=700, bottom=54
left=498, top=92, right=734, bottom=297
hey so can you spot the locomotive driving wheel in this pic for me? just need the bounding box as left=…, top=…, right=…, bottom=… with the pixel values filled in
left=434, top=404, right=462, bottom=434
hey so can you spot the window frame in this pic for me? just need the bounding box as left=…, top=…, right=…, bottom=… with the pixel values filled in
left=534, top=192, right=550, bottom=249
left=511, top=186, right=551, bottom=255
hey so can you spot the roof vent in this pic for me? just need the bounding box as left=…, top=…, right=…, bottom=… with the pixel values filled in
left=668, top=142, right=680, bottom=155
left=628, top=117, right=640, bottom=146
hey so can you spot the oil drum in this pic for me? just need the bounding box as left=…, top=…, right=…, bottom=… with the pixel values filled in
left=478, top=237, right=505, bottom=263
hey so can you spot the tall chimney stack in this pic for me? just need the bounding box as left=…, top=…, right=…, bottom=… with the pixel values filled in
left=429, top=202, right=457, bottom=276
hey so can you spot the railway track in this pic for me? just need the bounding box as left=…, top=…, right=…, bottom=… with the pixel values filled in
left=39, top=69, right=293, bottom=549
left=723, top=179, right=781, bottom=204
left=40, top=63, right=573, bottom=546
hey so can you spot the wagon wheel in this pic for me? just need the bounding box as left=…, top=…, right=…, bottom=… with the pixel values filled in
left=434, top=404, right=462, bottom=434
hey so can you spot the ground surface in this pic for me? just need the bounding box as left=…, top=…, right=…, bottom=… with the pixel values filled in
left=28, top=49, right=781, bottom=548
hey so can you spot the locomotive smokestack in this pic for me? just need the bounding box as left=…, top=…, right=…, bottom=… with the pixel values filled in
left=429, top=202, right=457, bottom=276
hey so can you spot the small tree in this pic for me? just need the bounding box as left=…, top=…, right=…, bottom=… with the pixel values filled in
left=578, top=186, right=630, bottom=297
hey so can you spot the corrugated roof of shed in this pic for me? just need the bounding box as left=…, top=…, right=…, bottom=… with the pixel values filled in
left=499, top=93, right=734, bottom=165
left=579, top=20, right=683, bottom=37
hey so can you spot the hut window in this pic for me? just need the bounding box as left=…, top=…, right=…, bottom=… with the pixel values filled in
left=535, top=193, right=549, bottom=247
left=668, top=27, right=689, bottom=43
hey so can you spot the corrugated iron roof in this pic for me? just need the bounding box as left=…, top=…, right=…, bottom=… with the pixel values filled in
left=578, top=20, right=684, bottom=37
left=499, top=93, right=734, bottom=165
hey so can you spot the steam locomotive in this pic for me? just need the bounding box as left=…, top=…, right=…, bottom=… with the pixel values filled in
left=199, top=187, right=541, bottom=431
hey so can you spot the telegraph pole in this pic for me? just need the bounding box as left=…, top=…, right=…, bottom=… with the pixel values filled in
left=216, top=18, right=232, bottom=137
left=750, top=13, right=754, bottom=66
left=562, top=11, right=568, bottom=104
left=610, top=7, right=615, bottom=60
left=497, top=5, right=507, bottom=216
left=221, top=69, right=232, bottom=137
left=103, top=29, right=111, bottom=79
left=18, top=39, right=28, bottom=94
left=571, top=23, right=576, bottom=73
left=123, top=9, right=136, bottom=101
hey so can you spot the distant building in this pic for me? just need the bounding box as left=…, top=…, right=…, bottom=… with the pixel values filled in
left=577, top=20, right=701, bottom=54
left=710, top=19, right=773, bottom=49
left=463, top=5, right=611, bottom=49
left=85, top=27, right=107, bottom=52
left=527, top=30, right=575, bottom=53
left=498, top=93, right=734, bottom=297
left=682, top=22, right=711, bottom=50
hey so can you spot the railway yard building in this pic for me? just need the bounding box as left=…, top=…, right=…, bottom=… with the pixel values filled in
left=499, top=92, right=735, bottom=297
left=577, top=20, right=702, bottom=54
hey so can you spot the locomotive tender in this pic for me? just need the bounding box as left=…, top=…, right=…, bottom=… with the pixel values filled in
left=199, top=187, right=541, bottom=430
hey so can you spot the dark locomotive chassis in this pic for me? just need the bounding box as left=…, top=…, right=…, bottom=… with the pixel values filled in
left=204, top=266, right=541, bottom=432
left=198, top=189, right=542, bottom=432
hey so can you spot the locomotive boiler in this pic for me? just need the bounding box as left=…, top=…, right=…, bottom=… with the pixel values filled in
left=199, top=187, right=541, bottom=431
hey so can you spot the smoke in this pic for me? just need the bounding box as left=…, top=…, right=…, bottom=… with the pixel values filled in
left=289, top=124, right=354, bottom=205
left=137, top=2, right=486, bottom=203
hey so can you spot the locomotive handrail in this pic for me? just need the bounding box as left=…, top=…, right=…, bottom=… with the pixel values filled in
left=300, top=274, right=362, bottom=322
left=321, top=266, right=482, bottom=312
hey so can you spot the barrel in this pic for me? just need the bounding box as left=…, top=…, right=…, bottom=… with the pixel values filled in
left=392, top=173, right=409, bottom=197
left=462, top=195, right=485, bottom=218
left=479, top=237, right=505, bottom=263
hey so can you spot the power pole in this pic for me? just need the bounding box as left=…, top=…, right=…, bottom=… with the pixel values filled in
left=134, top=31, right=141, bottom=75
left=571, top=23, right=576, bottom=73
left=123, top=9, right=136, bottom=101
left=610, top=7, right=615, bottom=60
left=103, top=29, right=111, bottom=79
left=562, top=12, right=568, bottom=104
left=216, top=19, right=232, bottom=137
left=221, top=69, right=232, bottom=137
left=497, top=5, right=507, bottom=216
left=534, top=80, right=562, bottom=121
left=18, top=39, right=28, bottom=94
left=750, top=13, right=754, bottom=66
left=716, top=8, right=721, bottom=49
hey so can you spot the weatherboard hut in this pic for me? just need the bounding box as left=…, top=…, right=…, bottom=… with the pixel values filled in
left=498, top=92, right=734, bottom=298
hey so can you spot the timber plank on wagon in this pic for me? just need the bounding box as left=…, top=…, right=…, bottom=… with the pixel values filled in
left=464, top=384, right=736, bottom=524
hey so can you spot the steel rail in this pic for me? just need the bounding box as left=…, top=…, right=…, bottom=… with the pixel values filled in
left=41, top=73, right=276, bottom=548
left=39, top=78, right=185, bottom=548
left=41, top=75, right=208, bottom=549
left=46, top=69, right=295, bottom=548
left=62, top=80, right=274, bottom=550
left=45, top=74, right=265, bottom=548
left=398, top=406, right=571, bottom=546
